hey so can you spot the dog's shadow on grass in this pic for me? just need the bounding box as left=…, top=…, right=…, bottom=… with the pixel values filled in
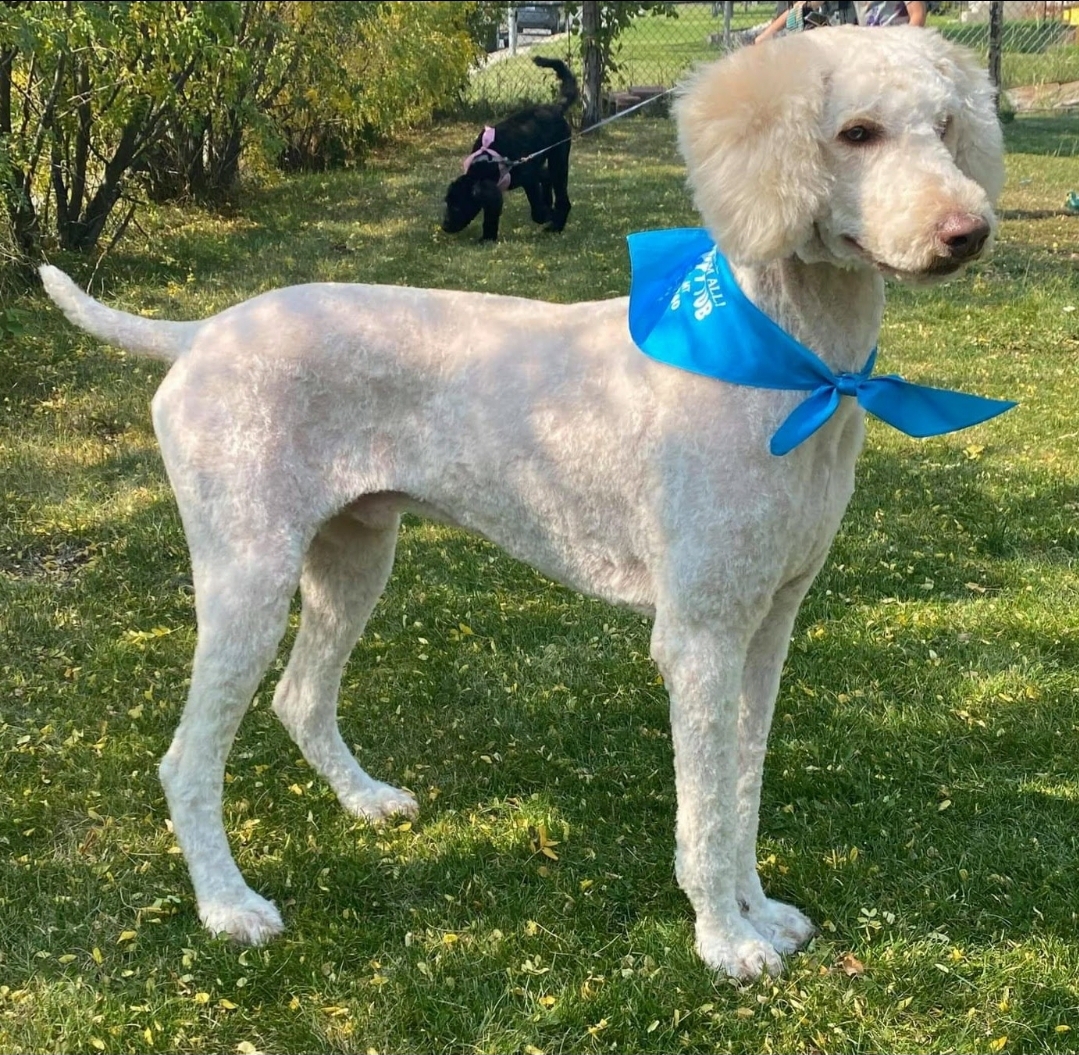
left=818, top=443, right=1079, bottom=605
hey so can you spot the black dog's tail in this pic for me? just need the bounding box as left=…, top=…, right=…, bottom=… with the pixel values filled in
left=532, top=56, right=579, bottom=114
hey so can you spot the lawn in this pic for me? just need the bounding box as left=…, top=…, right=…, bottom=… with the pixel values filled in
left=1, top=111, right=1078, bottom=1054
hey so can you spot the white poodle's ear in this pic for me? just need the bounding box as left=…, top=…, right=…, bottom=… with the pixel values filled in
left=674, top=38, right=831, bottom=265
left=935, top=37, right=1006, bottom=204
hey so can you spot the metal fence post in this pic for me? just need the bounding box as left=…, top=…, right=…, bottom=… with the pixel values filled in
left=987, top=1, right=1003, bottom=109
left=582, top=0, right=602, bottom=129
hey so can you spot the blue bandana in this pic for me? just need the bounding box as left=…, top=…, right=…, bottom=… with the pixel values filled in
left=627, top=228, right=1016, bottom=456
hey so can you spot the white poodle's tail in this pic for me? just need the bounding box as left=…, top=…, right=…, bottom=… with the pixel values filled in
left=40, top=265, right=199, bottom=361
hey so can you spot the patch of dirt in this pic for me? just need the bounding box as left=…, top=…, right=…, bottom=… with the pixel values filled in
left=0, top=538, right=100, bottom=581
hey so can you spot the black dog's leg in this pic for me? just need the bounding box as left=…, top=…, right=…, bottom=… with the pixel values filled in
left=523, top=180, right=550, bottom=225
left=545, top=145, right=571, bottom=233
left=480, top=186, right=504, bottom=241
left=540, top=163, right=554, bottom=218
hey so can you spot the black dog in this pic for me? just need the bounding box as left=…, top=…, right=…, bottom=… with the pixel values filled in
left=442, top=57, right=578, bottom=242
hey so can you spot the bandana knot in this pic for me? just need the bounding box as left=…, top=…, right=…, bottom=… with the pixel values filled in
left=834, top=373, right=862, bottom=398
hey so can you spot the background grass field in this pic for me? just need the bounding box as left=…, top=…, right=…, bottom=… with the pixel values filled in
left=1, top=113, right=1078, bottom=1054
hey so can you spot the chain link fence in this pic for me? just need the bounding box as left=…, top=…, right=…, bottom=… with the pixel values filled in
left=463, top=1, right=1079, bottom=120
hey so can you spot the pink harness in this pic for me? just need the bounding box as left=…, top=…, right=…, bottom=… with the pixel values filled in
left=462, top=126, right=512, bottom=191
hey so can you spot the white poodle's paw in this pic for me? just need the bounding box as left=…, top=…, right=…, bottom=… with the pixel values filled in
left=696, top=917, right=784, bottom=980
left=199, top=889, right=284, bottom=945
left=340, top=780, right=419, bottom=825
left=743, top=896, right=817, bottom=955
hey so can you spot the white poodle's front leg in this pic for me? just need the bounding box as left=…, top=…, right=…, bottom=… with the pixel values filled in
left=652, top=614, right=784, bottom=980
left=735, top=578, right=817, bottom=954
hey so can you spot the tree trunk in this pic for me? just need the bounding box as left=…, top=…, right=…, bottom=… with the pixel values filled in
left=215, top=110, right=244, bottom=193
left=581, top=0, right=602, bottom=129
left=60, top=119, right=140, bottom=250
left=0, top=42, right=38, bottom=256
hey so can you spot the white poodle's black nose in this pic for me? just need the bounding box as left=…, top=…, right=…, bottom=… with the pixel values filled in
left=938, top=214, right=991, bottom=262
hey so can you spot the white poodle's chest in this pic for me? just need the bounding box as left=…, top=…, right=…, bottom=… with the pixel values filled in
left=780, top=403, right=864, bottom=576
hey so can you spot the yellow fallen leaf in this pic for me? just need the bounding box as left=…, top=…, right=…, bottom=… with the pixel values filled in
left=839, top=953, right=866, bottom=977
left=91, top=947, right=103, bottom=964
left=194, top=992, right=210, bottom=1004
left=117, top=930, right=137, bottom=943
left=989, top=1038, right=1007, bottom=1053
left=57, top=954, right=76, bottom=965
left=219, top=998, right=238, bottom=1010
left=530, top=823, right=559, bottom=860
left=538, top=995, right=556, bottom=1008
left=1056, top=1025, right=1072, bottom=1034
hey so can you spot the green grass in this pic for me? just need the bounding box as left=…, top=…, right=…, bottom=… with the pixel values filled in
left=2, top=114, right=1079, bottom=1053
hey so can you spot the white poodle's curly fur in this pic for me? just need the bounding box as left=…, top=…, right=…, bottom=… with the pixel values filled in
left=41, top=26, right=1003, bottom=979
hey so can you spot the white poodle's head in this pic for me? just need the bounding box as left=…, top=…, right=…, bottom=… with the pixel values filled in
left=674, top=26, right=1004, bottom=281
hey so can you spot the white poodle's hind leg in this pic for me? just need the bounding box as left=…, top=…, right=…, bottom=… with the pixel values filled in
left=159, top=544, right=302, bottom=945
left=735, top=578, right=817, bottom=955
left=272, top=512, right=417, bottom=824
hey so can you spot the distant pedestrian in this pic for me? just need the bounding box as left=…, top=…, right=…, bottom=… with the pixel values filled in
left=863, top=1, right=927, bottom=27
left=754, top=1, right=858, bottom=44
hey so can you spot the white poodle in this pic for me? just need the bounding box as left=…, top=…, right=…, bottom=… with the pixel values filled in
left=41, top=26, right=1005, bottom=979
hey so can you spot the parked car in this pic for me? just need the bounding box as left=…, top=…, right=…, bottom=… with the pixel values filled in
left=515, top=3, right=566, bottom=35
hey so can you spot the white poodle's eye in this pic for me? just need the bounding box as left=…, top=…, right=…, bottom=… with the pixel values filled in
left=936, top=116, right=953, bottom=140
left=838, top=124, right=880, bottom=146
